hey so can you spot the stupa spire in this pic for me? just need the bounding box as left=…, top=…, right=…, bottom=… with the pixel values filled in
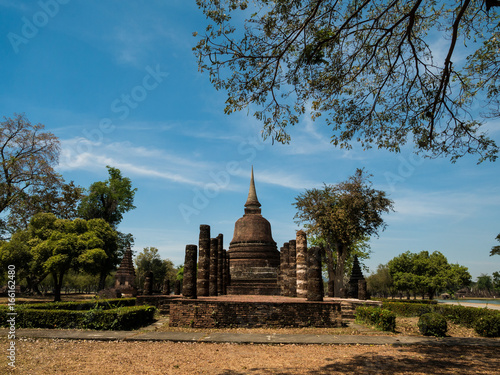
left=245, top=166, right=261, bottom=211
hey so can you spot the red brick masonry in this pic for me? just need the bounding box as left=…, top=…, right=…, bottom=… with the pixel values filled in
left=136, top=295, right=381, bottom=328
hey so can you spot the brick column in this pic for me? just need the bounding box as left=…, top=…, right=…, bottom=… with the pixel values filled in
left=358, top=279, right=368, bottom=300
left=182, top=244, right=197, bottom=299
left=307, top=246, right=323, bottom=301
left=222, top=249, right=228, bottom=295
left=197, top=225, right=210, bottom=297
left=143, top=271, right=153, bottom=295
left=288, top=240, right=297, bottom=297
left=209, top=238, right=219, bottom=296
left=282, top=242, right=290, bottom=296
left=162, top=279, right=171, bottom=295
left=217, top=234, right=224, bottom=295
left=296, top=230, right=307, bottom=298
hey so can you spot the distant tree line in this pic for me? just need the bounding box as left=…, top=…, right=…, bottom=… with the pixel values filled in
left=367, top=250, right=478, bottom=299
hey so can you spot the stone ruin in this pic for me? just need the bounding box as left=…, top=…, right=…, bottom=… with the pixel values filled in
left=348, top=255, right=368, bottom=300
left=176, top=167, right=368, bottom=300
left=134, top=167, right=380, bottom=328
left=114, top=246, right=137, bottom=297
left=227, top=167, right=280, bottom=295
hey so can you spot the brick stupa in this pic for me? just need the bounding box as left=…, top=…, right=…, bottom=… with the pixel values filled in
left=114, top=246, right=137, bottom=297
left=227, top=167, right=280, bottom=295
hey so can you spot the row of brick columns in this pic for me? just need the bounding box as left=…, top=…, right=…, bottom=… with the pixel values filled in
left=183, top=224, right=230, bottom=299
left=184, top=226, right=366, bottom=300
left=279, top=230, right=324, bottom=301
left=280, top=232, right=368, bottom=300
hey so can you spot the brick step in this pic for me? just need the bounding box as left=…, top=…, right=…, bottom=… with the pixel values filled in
left=340, top=302, right=356, bottom=322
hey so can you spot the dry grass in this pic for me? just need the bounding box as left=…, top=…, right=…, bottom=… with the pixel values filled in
left=2, top=338, right=498, bottom=374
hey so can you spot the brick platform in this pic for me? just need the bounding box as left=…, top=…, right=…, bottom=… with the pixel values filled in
left=169, top=298, right=341, bottom=328
left=137, top=295, right=381, bottom=328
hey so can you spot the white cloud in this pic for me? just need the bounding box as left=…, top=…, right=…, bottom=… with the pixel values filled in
left=58, top=138, right=213, bottom=187
left=388, top=188, right=500, bottom=224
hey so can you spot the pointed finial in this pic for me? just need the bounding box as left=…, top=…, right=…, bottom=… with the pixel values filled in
left=245, top=166, right=261, bottom=209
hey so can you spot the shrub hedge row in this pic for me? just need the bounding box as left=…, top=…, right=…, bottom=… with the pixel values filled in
left=17, top=298, right=136, bottom=311
left=0, top=299, right=156, bottom=330
left=355, top=306, right=396, bottom=332
left=381, top=301, right=500, bottom=337
left=374, top=298, right=438, bottom=305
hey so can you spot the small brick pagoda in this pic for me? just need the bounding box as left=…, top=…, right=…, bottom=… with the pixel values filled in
left=227, top=167, right=280, bottom=295
left=114, top=246, right=137, bottom=297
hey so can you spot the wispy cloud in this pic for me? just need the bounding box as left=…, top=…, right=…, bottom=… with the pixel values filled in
left=389, top=188, right=500, bottom=223
left=58, top=138, right=213, bottom=187
left=0, top=0, right=31, bottom=11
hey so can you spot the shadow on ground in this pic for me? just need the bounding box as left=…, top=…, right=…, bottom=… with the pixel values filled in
left=218, top=345, right=498, bottom=374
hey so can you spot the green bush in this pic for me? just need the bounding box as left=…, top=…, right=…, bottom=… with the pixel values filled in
left=18, top=298, right=136, bottom=311
left=434, top=305, right=500, bottom=329
left=418, top=313, right=448, bottom=337
left=375, top=301, right=500, bottom=336
left=474, top=315, right=500, bottom=338
left=375, top=298, right=438, bottom=305
left=355, top=306, right=396, bottom=332
left=381, top=302, right=432, bottom=317
left=0, top=304, right=155, bottom=330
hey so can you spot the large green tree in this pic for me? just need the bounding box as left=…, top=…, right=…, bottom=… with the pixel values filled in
left=78, top=166, right=137, bottom=227
left=134, top=247, right=176, bottom=292
left=294, top=168, right=393, bottom=296
left=0, top=213, right=116, bottom=301
left=367, top=263, right=395, bottom=298
left=0, top=114, right=61, bottom=236
left=6, top=179, right=84, bottom=233
left=194, top=0, right=499, bottom=162
left=310, top=233, right=371, bottom=296
left=78, top=166, right=137, bottom=289
left=476, top=273, right=494, bottom=293
left=388, top=250, right=471, bottom=298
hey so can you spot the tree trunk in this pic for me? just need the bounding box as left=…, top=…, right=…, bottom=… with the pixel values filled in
left=26, top=275, right=45, bottom=296
left=53, top=272, right=65, bottom=302
left=325, top=243, right=335, bottom=297
left=98, top=271, right=108, bottom=291
left=333, top=243, right=347, bottom=297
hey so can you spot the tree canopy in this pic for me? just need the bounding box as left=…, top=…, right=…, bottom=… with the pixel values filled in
left=491, top=233, right=500, bottom=256
left=388, top=250, right=471, bottom=298
left=194, top=0, right=500, bottom=162
left=6, top=179, right=84, bottom=233
left=294, top=168, right=393, bottom=296
left=78, top=166, right=137, bottom=228
left=367, top=263, right=395, bottom=298
left=0, top=213, right=116, bottom=301
left=135, top=247, right=176, bottom=292
left=0, top=114, right=61, bottom=235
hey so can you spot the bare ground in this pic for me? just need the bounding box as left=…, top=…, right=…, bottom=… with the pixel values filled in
left=2, top=338, right=499, bottom=375
left=1, top=317, right=497, bottom=374
left=1, top=296, right=497, bottom=374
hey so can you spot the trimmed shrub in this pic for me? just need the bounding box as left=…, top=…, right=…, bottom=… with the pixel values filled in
left=418, top=313, right=448, bottom=337
left=0, top=304, right=156, bottom=330
left=18, top=298, right=136, bottom=311
left=474, top=315, right=500, bottom=338
left=381, top=302, right=432, bottom=317
left=355, top=306, right=396, bottom=332
left=375, top=298, right=438, bottom=305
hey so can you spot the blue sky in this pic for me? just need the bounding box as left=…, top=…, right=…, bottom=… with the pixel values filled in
left=1, top=1, right=499, bottom=280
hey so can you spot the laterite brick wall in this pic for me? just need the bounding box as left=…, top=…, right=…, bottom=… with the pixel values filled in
left=169, top=300, right=342, bottom=328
